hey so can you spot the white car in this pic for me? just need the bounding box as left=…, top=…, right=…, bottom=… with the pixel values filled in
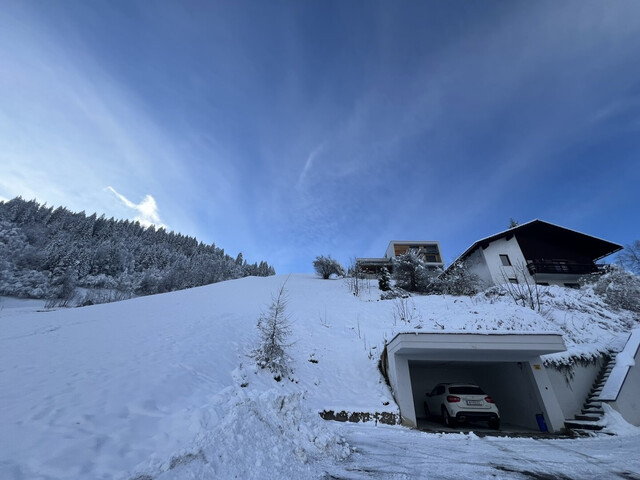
left=424, top=383, right=500, bottom=429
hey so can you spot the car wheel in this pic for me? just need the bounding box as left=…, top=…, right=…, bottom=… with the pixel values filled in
left=424, top=402, right=430, bottom=419
left=489, top=418, right=500, bottom=430
left=442, top=407, right=456, bottom=427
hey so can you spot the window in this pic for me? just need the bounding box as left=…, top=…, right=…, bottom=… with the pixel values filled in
left=432, top=385, right=446, bottom=396
left=509, top=278, right=518, bottom=284
left=424, top=255, right=438, bottom=263
left=499, top=254, right=512, bottom=266
left=449, top=386, right=485, bottom=395
left=424, top=245, right=439, bottom=255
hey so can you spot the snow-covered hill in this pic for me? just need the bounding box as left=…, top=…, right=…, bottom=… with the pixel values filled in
left=1, top=275, right=639, bottom=479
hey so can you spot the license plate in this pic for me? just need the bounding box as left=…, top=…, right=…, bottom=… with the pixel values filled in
left=466, top=400, right=482, bottom=406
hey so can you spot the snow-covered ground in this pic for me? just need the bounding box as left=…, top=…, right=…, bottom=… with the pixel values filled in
left=1, top=274, right=639, bottom=479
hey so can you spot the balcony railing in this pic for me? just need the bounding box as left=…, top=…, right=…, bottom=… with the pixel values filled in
left=526, top=261, right=605, bottom=276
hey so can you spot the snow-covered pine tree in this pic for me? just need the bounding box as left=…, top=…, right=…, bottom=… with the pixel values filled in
left=378, top=266, right=391, bottom=291
left=392, top=250, right=429, bottom=292
left=251, top=281, right=293, bottom=381
left=0, top=197, right=276, bottom=301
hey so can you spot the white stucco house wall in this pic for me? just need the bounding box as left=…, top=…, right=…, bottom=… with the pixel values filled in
left=447, top=220, right=622, bottom=288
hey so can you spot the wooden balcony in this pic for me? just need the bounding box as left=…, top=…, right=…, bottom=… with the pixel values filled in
left=526, top=261, right=605, bottom=276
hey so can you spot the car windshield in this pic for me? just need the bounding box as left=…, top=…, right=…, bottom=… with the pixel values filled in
left=449, top=386, right=485, bottom=395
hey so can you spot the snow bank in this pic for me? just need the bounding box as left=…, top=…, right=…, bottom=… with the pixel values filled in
left=143, top=388, right=349, bottom=480
left=600, top=403, right=640, bottom=436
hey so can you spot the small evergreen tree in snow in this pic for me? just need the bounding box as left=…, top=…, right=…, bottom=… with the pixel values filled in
left=313, top=255, right=345, bottom=279
left=378, top=266, right=391, bottom=291
left=251, top=281, right=293, bottom=381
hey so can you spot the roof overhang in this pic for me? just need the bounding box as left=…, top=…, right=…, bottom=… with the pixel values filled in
left=356, top=257, right=391, bottom=263
left=387, top=240, right=440, bottom=246
left=387, top=332, right=566, bottom=362
left=447, top=219, right=623, bottom=273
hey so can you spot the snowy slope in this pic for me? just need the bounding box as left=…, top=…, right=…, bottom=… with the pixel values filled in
left=1, top=274, right=639, bottom=479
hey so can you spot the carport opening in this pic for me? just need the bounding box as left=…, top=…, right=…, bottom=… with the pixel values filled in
left=409, top=359, right=544, bottom=431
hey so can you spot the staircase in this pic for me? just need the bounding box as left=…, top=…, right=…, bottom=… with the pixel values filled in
left=564, top=352, right=615, bottom=434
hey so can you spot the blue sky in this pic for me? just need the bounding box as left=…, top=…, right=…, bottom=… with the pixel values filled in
left=1, top=1, right=639, bottom=273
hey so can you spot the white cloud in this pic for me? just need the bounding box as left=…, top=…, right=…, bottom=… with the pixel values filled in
left=107, top=186, right=166, bottom=229
left=297, top=143, right=324, bottom=189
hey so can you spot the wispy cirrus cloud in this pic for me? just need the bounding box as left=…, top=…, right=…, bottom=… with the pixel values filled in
left=297, top=143, right=325, bottom=189
left=107, top=186, right=166, bottom=229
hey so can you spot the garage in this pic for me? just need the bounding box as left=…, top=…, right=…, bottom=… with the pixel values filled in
left=382, top=333, right=567, bottom=432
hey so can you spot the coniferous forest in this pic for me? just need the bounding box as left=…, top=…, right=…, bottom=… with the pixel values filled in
left=0, top=197, right=275, bottom=304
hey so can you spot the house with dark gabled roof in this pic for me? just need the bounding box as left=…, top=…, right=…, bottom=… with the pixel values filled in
left=447, top=220, right=623, bottom=288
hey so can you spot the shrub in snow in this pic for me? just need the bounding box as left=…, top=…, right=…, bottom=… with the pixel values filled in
left=391, top=296, right=419, bottom=325
left=584, top=265, right=640, bottom=314
left=312, top=255, right=345, bottom=279
left=498, top=261, right=546, bottom=311
left=380, top=288, right=407, bottom=300
left=251, top=282, right=293, bottom=381
left=45, top=267, right=79, bottom=308
left=80, top=289, right=133, bottom=306
left=345, top=258, right=368, bottom=296
left=434, top=262, right=481, bottom=296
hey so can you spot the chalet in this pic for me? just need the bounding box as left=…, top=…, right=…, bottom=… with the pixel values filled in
left=448, top=220, right=622, bottom=288
left=357, top=241, right=444, bottom=276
